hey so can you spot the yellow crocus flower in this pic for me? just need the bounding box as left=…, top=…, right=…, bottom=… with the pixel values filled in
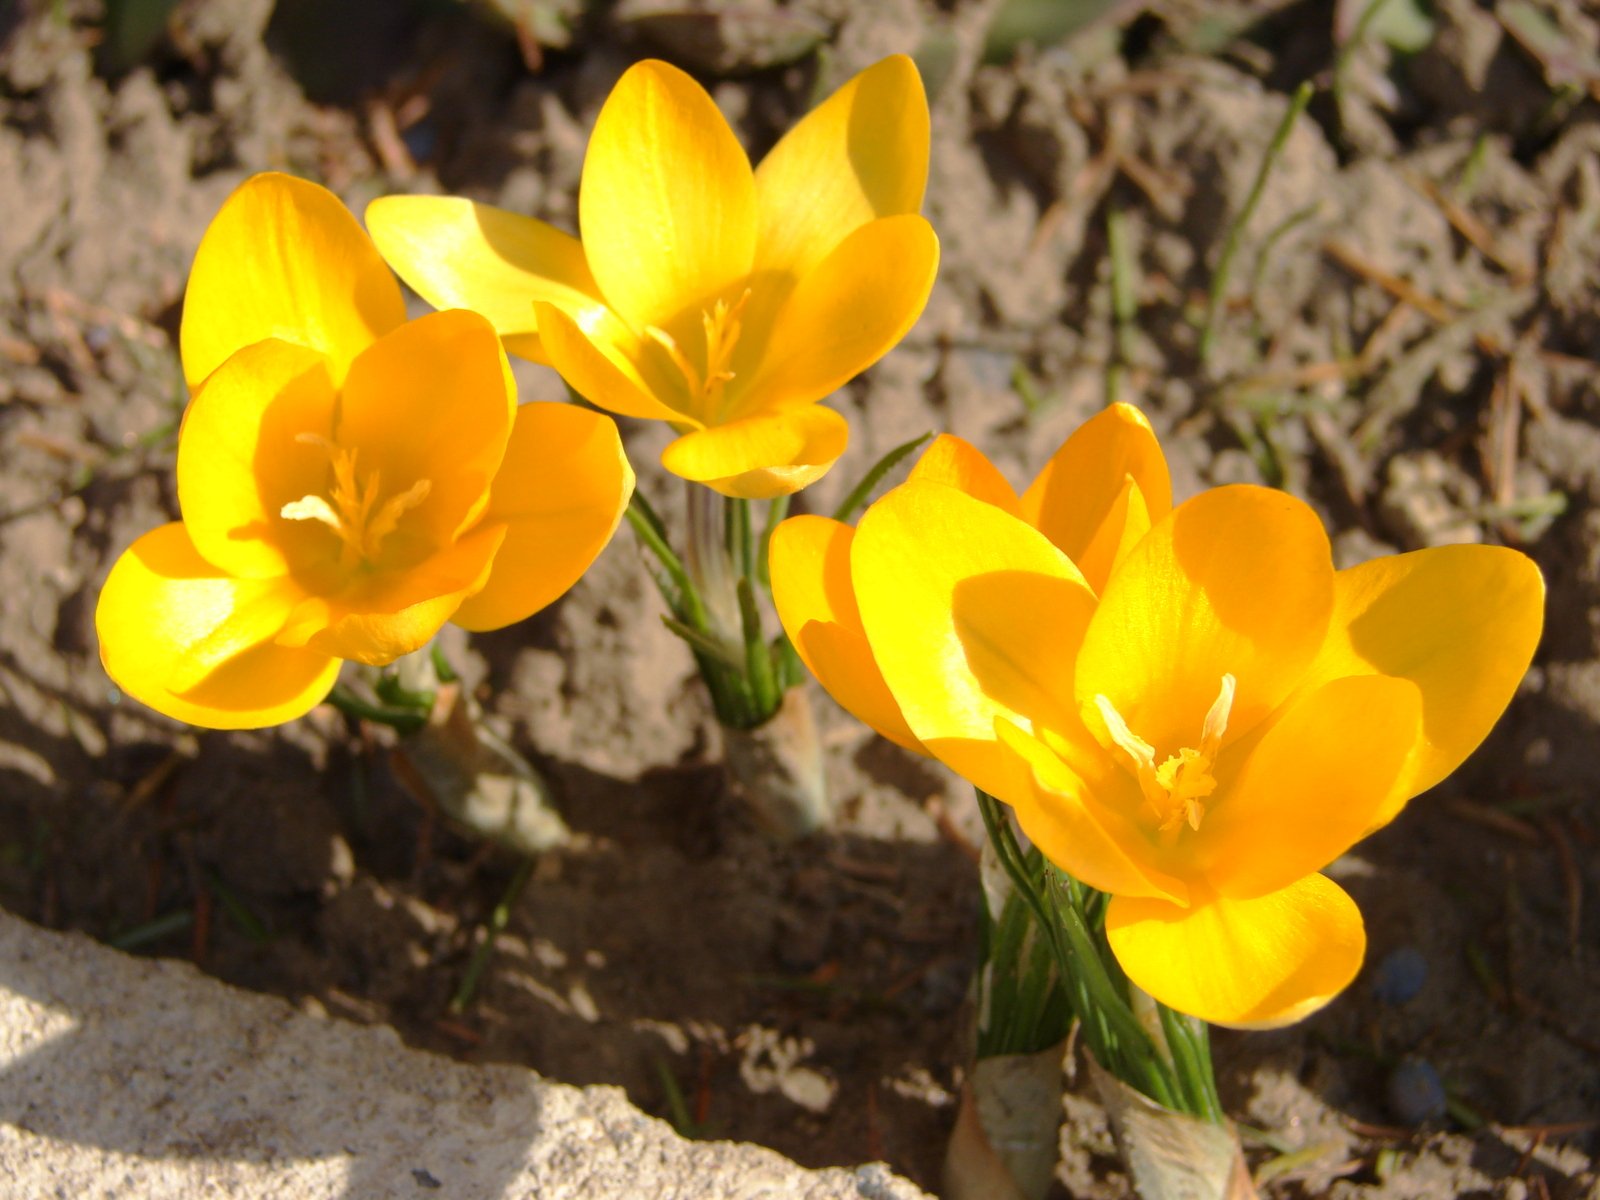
left=772, top=408, right=1544, bottom=1028
left=770, top=403, right=1169, bottom=751
left=366, top=55, right=939, bottom=500
left=95, top=173, right=634, bottom=729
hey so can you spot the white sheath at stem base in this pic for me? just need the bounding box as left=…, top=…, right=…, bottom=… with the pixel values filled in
left=721, top=684, right=830, bottom=839
left=943, top=1041, right=1067, bottom=1200
left=1089, top=1055, right=1258, bottom=1200
left=389, top=651, right=569, bottom=855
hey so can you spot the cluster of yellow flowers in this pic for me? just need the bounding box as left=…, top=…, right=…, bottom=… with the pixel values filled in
left=95, top=54, right=1544, bottom=1037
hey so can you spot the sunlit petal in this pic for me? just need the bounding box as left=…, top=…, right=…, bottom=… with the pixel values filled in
left=1021, top=402, right=1170, bottom=591
left=96, top=523, right=338, bottom=729
left=337, top=310, right=515, bottom=552
left=1194, top=675, right=1421, bottom=897
left=853, top=481, right=1097, bottom=801
left=1076, top=486, right=1334, bottom=756
left=753, top=54, right=929, bottom=286
left=452, top=403, right=634, bottom=631
left=177, top=339, right=338, bottom=579
left=180, top=173, right=404, bottom=389
left=533, top=301, right=689, bottom=424
left=769, top=515, right=922, bottom=751
left=580, top=59, right=757, bottom=337
left=660, top=406, right=847, bottom=500
left=996, top=719, right=1186, bottom=903
left=279, top=525, right=507, bottom=665
left=365, top=195, right=606, bottom=363
left=1107, top=874, right=1366, bottom=1028
left=1299, top=544, right=1545, bottom=822
left=733, top=214, right=937, bottom=417
left=906, top=434, right=1021, bottom=515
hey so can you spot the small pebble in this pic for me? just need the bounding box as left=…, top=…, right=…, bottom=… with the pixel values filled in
left=1386, top=1056, right=1447, bottom=1125
left=1370, top=946, right=1428, bottom=1006
left=402, top=117, right=437, bottom=164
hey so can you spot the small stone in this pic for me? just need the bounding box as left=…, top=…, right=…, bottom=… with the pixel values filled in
left=1370, top=946, right=1428, bottom=1006
left=1386, top=1057, right=1448, bottom=1125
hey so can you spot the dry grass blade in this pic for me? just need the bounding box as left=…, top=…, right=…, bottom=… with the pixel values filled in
left=1443, top=798, right=1543, bottom=843
left=1321, top=239, right=1455, bottom=323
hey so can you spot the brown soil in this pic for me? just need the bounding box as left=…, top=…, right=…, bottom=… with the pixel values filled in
left=1, top=0, right=1597, bottom=1195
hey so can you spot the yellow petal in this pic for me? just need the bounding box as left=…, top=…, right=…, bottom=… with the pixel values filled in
left=96, top=523, right=339, bottom=729
left=733, top=214, right=937, bottom=418
left=1076, top=485, right=1334, bottom=757
left=852, top=480, right=1097, bottom=801
left=1075, top=474, right=1156, bottom=598
left=769, top=515, right=923, bottom=752
left=660, top=406, right=848, bottom=500
left=279, top=524, right=507, bottom=665
left=1194, top=675, right=1422, bottom=898
left=907, top=434, right=1021, bottom=515
left=365, top=195, right=605, bottom=363
left=753, top=54, right=929, bottom=285
left=181, top=173, right=405, bottom=390
left=533, top=301, right=688, bottom=423
left=1299, top=544, right=1545, bottom=820
left=995, top=719, right=1186, bottom=904
left=1106, top=874, right=1366, bottom=1028
left=452, top=403, right=634, bottom=632
left=337, top=309, right=515, bottom=554
left=1021, top=402, right=1171, bottom=591
left=177, top=339, right=339, bottom=579
left=579, top=59, right=757, bottom=337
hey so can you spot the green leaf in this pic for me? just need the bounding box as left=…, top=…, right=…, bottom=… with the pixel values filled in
left=830, top=432, right=932, bottom=524
left=983, top=0, right=1124, bottom=63
left=661, top=616, right=744, bottom=671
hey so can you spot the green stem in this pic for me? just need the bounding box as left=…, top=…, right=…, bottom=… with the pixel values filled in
left=730, top=497, right=754, bottom=581
left=625, top=495, right=692, bottom=606
left=831, top=431, right=933, bottom=524
left=974, top=789, right=1230, bottom=1118
left=1333, top=0, right=1396, bottom=125
left=1199, top=80, right=1314, bottom=366
left=1159, top=1002, right=1225, bottom=1122
left=685, top=484, right=739, bottom=640
left=450, top=856, right=536, bottom=1014
left=737, top=577, right=780, bottom=717
left=429, top=643, right=459, bottom=684
left=1045, top=871, right=1180, bottom=1110
left=109, top=909, right=193, bottom=951
left=326, top=684, right=427, bottom=735
left=629, top=490, right=760, bottom=724
left=661, top=616, right=744, bottom=670
left=976, top=790, right=1056, bottom=944
left=757, top=495, right=789, bottom=589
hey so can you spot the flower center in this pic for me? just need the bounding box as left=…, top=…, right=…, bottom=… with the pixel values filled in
left=1095, top=674, right=1236, bottom=836
left=279, top=433, right=431, bottom=570
left=645, top=289, right=750, bottom=422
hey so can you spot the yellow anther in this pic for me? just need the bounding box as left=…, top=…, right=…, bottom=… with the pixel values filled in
left=646, top=288, right=751, bottom=420
left=280, top=434, right=431, bottom=569
left=1153, top=748, right=1215, bottom=832
left=1096, top=674, right=1236, bottom=836
left=645, top=325, right=705, bottom=400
